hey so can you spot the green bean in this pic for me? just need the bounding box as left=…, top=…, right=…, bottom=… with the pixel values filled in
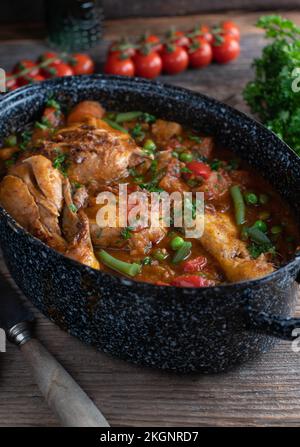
left=172, top=242, right=192, bottom=264
left=98, top=250, right=141, bottom=277
left=102, top=118, right=128, bottom=133
left=115, top=111, right=143, bottom=123
left=247, top=227, right=271, bottom=245
left=230, top=185, right=246, bottom=225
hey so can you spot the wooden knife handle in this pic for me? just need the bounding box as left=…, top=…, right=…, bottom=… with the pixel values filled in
left=20, top=338, right=110, bottom=427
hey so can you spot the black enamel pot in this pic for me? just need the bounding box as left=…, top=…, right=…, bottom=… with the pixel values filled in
left=0, top=75, right=300, bottom=373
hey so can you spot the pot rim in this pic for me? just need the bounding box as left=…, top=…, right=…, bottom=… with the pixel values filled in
left=1, top=74, right=300, bottom=293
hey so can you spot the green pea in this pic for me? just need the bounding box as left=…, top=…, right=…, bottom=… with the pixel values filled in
left=253, top=220, right=267, bottom=232
left=244, top=192, right=258, bottom=205
left=258, top=211, right=271, bottom=221
left=170, top=236, right=185, bottom=251
left=179, top=152, right=193, bottom=162
left=259, top=193, right=269, bottom=205
left=271, top=225, right=282, bottom=235
left=143, top=139, right=156, bottom=152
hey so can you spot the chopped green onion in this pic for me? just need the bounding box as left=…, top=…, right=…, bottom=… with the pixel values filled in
left=172, top=241, right=192, bottom=264
left=179, top=152, right=193, bottom=162
left=98, top=249, right=141, bottom=277
left=258, top=210, right=270, bottom=221
left=3, top=135, right=17, bottom=147
left=115, top=111, right=143, bottom=123
left=259, top=193, right=269, bottom=205
left=253, top=220, right=267, bottom=233
left=46, top=98, right=60, bottom=110
left=103, top=118, right=128, bottom=133
left=69, top=204, right=77, bottom=213
left=188, top=134, right=202, bottom=143
left=141, top=256, right=152, bottom=265
left=271, top=225, right=282, bottom=235
left=244, top=192, right=258, bottom=205
left=141, top=112, right=156, bottom=123
left=153, top=248, right=168, bottom=261
left=230, top=185, right=246, bottom=225
left=170, top=236, right=185, bottom=251
left=121, top=226, right=133, bottom=240
left=248, top=227, right=271, bottom=245
left=35, top=121, right=48, bottom=130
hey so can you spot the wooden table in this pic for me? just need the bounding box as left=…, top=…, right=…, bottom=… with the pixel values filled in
left=1, top=11, right=300, bottom=427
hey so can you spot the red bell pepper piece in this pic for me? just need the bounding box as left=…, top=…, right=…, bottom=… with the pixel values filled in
left=182, top=256, right=207, bottom=273
left=171, top=275, right=215, bottom=287
left=186, top=161, right=212, bottom=179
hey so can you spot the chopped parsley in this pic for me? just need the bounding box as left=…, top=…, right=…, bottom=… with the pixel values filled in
left=188, top=134, right=202, bottom=144
left=46, top=98, right=61, bottom=110
left=53, top=150, right=69, bottom=176
left=121, top=226, right=134, bottom=240
left=141, top=112, right=156, bottom=124
left=19, top=130, right=32, bottom=151
left=131, top=123, right=145, bottom=140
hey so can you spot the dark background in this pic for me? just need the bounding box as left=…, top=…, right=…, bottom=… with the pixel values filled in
left=0, top=0, right=299, bottom=22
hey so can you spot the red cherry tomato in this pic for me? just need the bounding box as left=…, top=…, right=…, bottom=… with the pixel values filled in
left=17, top=73, right=45, bottom=86
left=109, top=39, right=136, bottom=58
left=5, top=72, right=18, bottom=91
left=221, top=21, right=240, bottom=41
left=43, top=62, right=74, bottom=78
left=212, top=34, right=240, bottom=63
left=139, top=34, right=163, bottom=53
left=13, top=60, right=40, bottom=85
left=199, top=25, right=213, bottom=44
left=182, top=256, right=208, bottom=273
left=133, top=50, right=162, bottom=79
left=161, top=44, right=189, bottom=75
left=186, top=161, right=212, bottom=179
left=173, top=31, right=190, bottom=49
left=104, top=52, right=135, bottom=77
left=70, top=53, right=95, bottom=75
left=38, top=52, right=62, bottom=65
left=189, top=25, right=213, bottom=45
left=188, top=38, right=213, bottom=68
left=171, top=275, right=215, bottom=288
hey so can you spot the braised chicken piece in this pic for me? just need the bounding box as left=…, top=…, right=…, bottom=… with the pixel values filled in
left=201, top=211, right=274, bottom=282
left=0, top=99, right=298, bottom=285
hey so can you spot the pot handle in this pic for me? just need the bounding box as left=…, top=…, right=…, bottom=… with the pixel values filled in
left=243, top=267, right=300, bottom=340
left=243, top=306, right=300, bottom=341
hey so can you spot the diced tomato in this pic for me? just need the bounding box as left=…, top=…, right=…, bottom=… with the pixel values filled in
left=186, top=161, right=212, bottom=179
left=182, top=256, right=207, bottom=273
left=42, top=106, right=62, bottom=127
left=171, top=275, right=215, bottom=287
left=6, top=72, right=18, bottom=91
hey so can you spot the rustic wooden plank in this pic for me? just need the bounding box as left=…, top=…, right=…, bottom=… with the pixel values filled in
left=1, top=11, right=300, bottom=427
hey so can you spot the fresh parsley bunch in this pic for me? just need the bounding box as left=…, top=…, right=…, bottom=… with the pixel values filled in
left=243, top=15, right=300, bottom=154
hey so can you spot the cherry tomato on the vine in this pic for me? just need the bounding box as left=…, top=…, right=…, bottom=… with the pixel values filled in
left=212, top=34, right=240, bottom=63
left=220, top=21, right=240, bottom=41
left=166, top=30, right=190, bottom=49
left=38, top=52, right=62, bottom=65
left=139, top=34, right=163, bottom=53
left=5, top=73, right=18, bottom=91
left=109, top=39, right=136, bottom=58
left=104, top=52, right=135, bottom=77
left=188, top=25, right=213, bottom=45
left=43, top=62, right=74, bottom=78
left=70, top=53, right=95, bottom=75
left=188, top=38, right=213, bottom=68
left=133, top=49, right=162, bottom=79
left=13, top=60, right=40, bottom=85
left=161, top=44, right=189, bottom=75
